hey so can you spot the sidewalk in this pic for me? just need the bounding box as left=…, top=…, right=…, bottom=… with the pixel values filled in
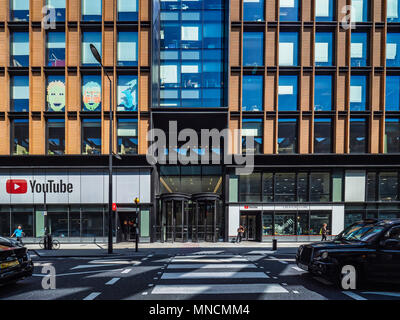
left=26, top=241, right=306, bottom=258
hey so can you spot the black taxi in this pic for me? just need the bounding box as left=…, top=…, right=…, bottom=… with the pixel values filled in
left=296, top=219, right=400, bottom=285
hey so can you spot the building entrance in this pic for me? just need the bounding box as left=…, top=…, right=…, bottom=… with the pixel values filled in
left=119, top=212, right=138, bottom=242
left=240, top=212, right=262, bottom=241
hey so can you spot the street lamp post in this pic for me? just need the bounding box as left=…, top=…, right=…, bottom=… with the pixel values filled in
left=90, top=44, right=114, bottom=254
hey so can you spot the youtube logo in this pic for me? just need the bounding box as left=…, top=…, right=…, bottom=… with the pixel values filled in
left=6, top=180, right=28, bottom=194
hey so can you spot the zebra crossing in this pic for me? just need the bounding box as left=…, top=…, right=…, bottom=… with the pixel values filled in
left=149, top=253, right=290, bottom=296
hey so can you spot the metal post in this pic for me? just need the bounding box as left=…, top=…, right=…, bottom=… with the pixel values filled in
left=135, top=202, right=139, bottom=252
left=107, top=71, right=113, bottom=255
left=44, top=191, right=49, bottom=250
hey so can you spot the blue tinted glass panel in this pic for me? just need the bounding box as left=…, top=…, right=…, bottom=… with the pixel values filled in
left=386, top=33, right=400, bottom=66
left=82, top=119, right=101, bottom=155
left=47, top=75, right=65, bottom=112
left=385, top=119, right=400, bottom=153
left=82, top=75, right=101, bottom=112
left=82, top=32, right=102, bottom=66
left=278, top=118, right=297, bottom=154
left=387, top=0, right=400, bottom=22
left=46, top=0, right=66, bottom=21
left=118, top=32, right=138, bottom=66
left=81, top=0, right=102, bottom=21
left=279, top=0, right=299, bottom=21
left=350, top=75, right=367, bottom=111
left=118, top=75, right=138, bottom=111
left=315, top=32, right=333, bottom=66
left=314, top=118, right=332, bottom=153
left=243, top=75, right=263, bottom=111
left=352, top=0, right=368, bottom=22
left=118, top=0, right=138, bottom=21
left=279, top=32, right=298, bottom=66
left=278, top=75, right=298, bottom=111
left=350, top=118, right=367, bottom=153
left=386, top=76, right=400, bottom=111
left=11, top=32, right=29, bottom=67
left=351, top=32, right=368, bottom=67
left=315, top=75, right=333, bottom=111
left=243, top=32, right=264, bottom=66
left=11, top=76, right=29, bottom=112
left=315, top=0, right=334, bottom=21
left=118, top=119, right=138, bottom=155
left=244, top=0, right=264, bottom=21
left=47, top=32, right=65, bottom=67
left=10, top=0, right=29, bottom=21
left=242, top=118, right=263, bottom=154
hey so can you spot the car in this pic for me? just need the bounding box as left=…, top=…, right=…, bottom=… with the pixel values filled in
left=0, top=237, right=34, bottom=285
left=296, top=219, right=400, bottom=287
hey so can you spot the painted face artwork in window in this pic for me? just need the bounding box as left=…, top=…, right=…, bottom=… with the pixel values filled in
left=119, top=78, right=137, bottom=111
left=83, top=81, right=101, bottom=111
left=47, top=80, right=65, bottom=111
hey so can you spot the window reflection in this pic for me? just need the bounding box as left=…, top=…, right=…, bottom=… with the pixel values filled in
left=278, top=118, right=297, bottom=153
left=314, top=119, right=332, bottom=153
left=82, top=119, right=101, bottom=155
left=350, top=118, right=367, bottom=153
left=385, top=119, right=400, bottom=153
left=47, top=32, right=65, bottom=67
left=12, top=119, right=29, bottom=155
left=47, top=119, right=65, bottom=155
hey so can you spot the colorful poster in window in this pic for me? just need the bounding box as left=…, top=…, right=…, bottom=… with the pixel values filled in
left=47, top=78, right=65, bottom=111
left=82, top=76, right=101, bottom=111
left=118, top=76, right=137, bottom=111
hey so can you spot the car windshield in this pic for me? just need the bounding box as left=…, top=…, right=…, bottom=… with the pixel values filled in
left=335, top=222, right=385, bottom=242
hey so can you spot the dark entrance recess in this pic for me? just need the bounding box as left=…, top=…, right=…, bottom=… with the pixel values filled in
left=240, top=212, right=262, bottom=241
left=156, top=193, right=223, bottom=243
left=118, top=212, right=139, bottom=242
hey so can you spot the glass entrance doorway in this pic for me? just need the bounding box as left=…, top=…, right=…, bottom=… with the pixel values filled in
left=240, top=212, right=261, bottom=241
left=119, top=212, right=138, bottom=242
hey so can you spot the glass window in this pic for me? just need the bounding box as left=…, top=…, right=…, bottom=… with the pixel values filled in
left=11, top=119, right=29, bottom=155
left=11, top=32, right=29, bottom=67
left=46, top=75, right=65, bottom=112
left=297, top=211, right=309, bottom=235
left=279, top=0, right=299, bottom=21
left=11, top=75, right=29, bottom=112
left=387, top=0, right=400, bottom=22
left=47, top=207, right=68, bottom=237
left=350, top=75, right=367, bottom=111
left=118, top=0, right=138, bottom=21
left=297, top=173, right=308, bottom=202
left=309, top=212, right=330, bottom=235
left=315, top=0, right=335, bottom=21
left=242, top=75, right=263, bottom=111
left=69, top=207, right=81, bottom=237
left=47, top=32, right=65, bottom=67
left=310, top=173, right=330, bottom=202
left=274, top=213, right=296, bottom=235
left=239, top=173, right=261, bottom=202
left=379, top=172, right=399, bottom=201
left=117, top=32, right=138, bottom=66
left=81, top=0, right=102, bottom=21
left=351, top=0, right=368, bottom=22
left=314, top=118, right=332, bottom=153
left=278, top=75, right=298, bottom=111
left=118, top=119, right=138, bottom=155
left=350, top=118, right=367, bottom=153
left=263, top=173, right=273, bottom=202
left=279, top=32, right=298, bottom=66
left=243, top=32, right=264, bottom=67
left=385, top=119, right=400, bottom=153
left=0, top=207, right=10, bottom=237
left=11, top=207, right=33, bottom=237
left=386, top=75, right=400, bottom=111
left=314, top=75, right=333, bottom=111
left=117, top=75, right=138, bottom=112
left=82, top=75, right=102, bottom=111
left=82, top=32, right=102, bottom=66
left=10, top=0, right=29, bottom=21
left=47, top=0, right=66, bottom=21
left=82, top=119, right=101, bottom=155
left=262, top=213, right=273, bottom=236
left=275, top=173, right=296, bottom=202
left=344, top=212, right=363, bottom=228
left=351, top=32, right=368, bottom=67
left=47, top=119, right=65, bottom=155
left=81, top=207, right=103, bottom=237
left=244, top=0, right=264, bottom=21
left=387, top=33, right=400, bottom=66
left=379, top=211, right=400, bottom=220
left=315, top=32, right=333, bottom=66
left=367, top=172, right=377, bottom=201
left=242, top=119, right=263, bottom=154
left=278, top=118, right=297, bottom=153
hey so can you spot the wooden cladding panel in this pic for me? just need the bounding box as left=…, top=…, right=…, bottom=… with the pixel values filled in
left=68, top=0, right=79, bottom=22
left=299, top=116, right=311, bottom=154
left=370, top=115, right=380, bottom=154
left=228, top=118, right=240, bottom=155
left=0, top=0, right=8, bottom=22
left=140, top=28, right=150, bottom=67
left=335, top=116, right=346, bottom=154
left=265, top=28, right=276, bottom=66
left=31, top=72, right=44, bottom=112
left=102, top=119, right=111, bottom=154
left=140, top=73, right=149, bottom=112
left=371, top=73, right=383, bottom=111
left=336, top=73, right=346, bottom=111
left=0, top=73, right=8, bottom=112
left=102, top=73, right=114, bottom=112
left=103, top=27, right=114, bottom=67
left=264, top=117, right=275, bottom=154
left=265, top=72, right=276, bottom=111
left=0, top=119, right=9, bottom=154
left=300, top=72, right=311, bottom=112
left=231, top=0, right=241, bottom=21
left=229, top=73, right=240, bottom=112
left=104, top=0, right=115, bottom=21
left=0, top=27, right=7, bottom=66
left=67, top=71, right=80, bottom=112
left=139, top=117, right=149, bottom=155
left=230, top=28, right=240, bottom=67
left=140, top=0, right=150, bottom=21
left=31, top=0, right=44, bottom=22
left=337, top=29, right=347, bottom=67
left=31, top=28, right=44, bottom=67
left=67, top=27, right=79, bottom=67
left=372, top=28, right=383, bottom=67
left=66, top=118, right=80, bottom=154
left=30, top=117, right=45, bottom=155
left=373, top=0, right=384, bottom=22
left=265, top=0, right=276, bottom=21
left=301, top=28, right=312, bottom=67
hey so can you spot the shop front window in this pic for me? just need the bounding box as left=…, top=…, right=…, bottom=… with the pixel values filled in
left=81, top=207, right=104, bottom=237
left=262, top=213, right=273, bottom=236
left=48, top=207, right=68, bottom=237
left=275, top=173, right=296, bottom=202
left=274, top=213, right=296, bottom=235
left=297, top=212, right=309, bottom=235
left=239, top=173, right=261, bottom=202
left=344, top=212, right=363, bottom=228
left=69, top=207, right=81, bottom=237
left=310, top=173, right=330, bottom=202
left=262, top=173, right=273, bottom=202
left=309, top=212, right=330, bottom=235
left=297, top=173, right=308, bottom=202
left=367, top=172, right=377, bottom=201
left=0, top=207, right=10, bottom=237
left=11, top=207, right=33, bottom=237
left=379, top=172, right=399, bottom=201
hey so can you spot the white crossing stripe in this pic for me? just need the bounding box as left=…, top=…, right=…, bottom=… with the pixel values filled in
left=105, top=278, right=120, bottom=285
left=152, top=284, right=289, bottom=295
left=83, top=292, right=101, bottom=300
left=167, top=264, right=257, bottom=269
left=362, top=292, right=400, bottom=298
left=173, top=255, right=243, bottom=259
left=247, top=251, right=276, bottom=255
left=171, top=258, right=248, bottom=263
left=292, top=266, right=304, bottom=272
left=342, top=291, right=367, bottom=300
left=267, top=256, right=289, bottom=264
left=72, top=264, right=111, bottom=270
left=192, top=251, right=225, bottom=255
left=161, top=272, right=269, bottom=280
left=121, top=268, right=132, bottom=274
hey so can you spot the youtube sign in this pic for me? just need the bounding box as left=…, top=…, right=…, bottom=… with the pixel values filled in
left=6, top=180, right=28, bottom=194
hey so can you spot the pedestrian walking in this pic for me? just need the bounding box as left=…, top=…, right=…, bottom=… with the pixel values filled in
left=320, top=223, right=329, bottom=241
left=11, top=225, right=25, bottom=245
left=236, top=225, right=245, bottom=243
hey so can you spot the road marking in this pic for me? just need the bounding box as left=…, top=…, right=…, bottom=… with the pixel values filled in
left=105, top=278, right=120, bottom=285
left=362, top=292, right=400, bottom=298
left=342, top=291, right=367, bottom=300
left=151, top=284, right=289, bottom=295
left=273, top=276, right=278, bottom=279
left=153, top=277, right=158, bottom=280
left=32, top=268, right=124, bottom=277
left=83, top=292, right=101, bottom=300
left=292, top=266, right=304, bottom=272
left=246, top=251, right=275, bottom=255
left=161, top=272, right=269, bottom=280
left=121, top=268, right=132, bottom=274
left=142, top=258, right=148, bottom=261
left=267, top=256, right=289, bottom=264
left=142, top=292, right=148, bottom=296
left=193, top=251, right=224, bottom=255
left=167, top=263, right=257, bottom=269
left=313, top=277, right=333, bottom=286
left=292, top=290, right=300, bottom=294
left=282, top=283, right=288, bottom=286
left=148, top=284, right=154, bottom=287
left=171, top=258, right=248, bottom=263
left=173, top=255, right=242, bottom=259
left=72, top=264, right=111, bottom=270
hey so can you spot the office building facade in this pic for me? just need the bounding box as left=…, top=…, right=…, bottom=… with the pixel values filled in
left=0, top=0, right=400, bottom=243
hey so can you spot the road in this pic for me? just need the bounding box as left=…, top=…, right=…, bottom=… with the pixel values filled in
left=1, top=248, right=400, bottom=300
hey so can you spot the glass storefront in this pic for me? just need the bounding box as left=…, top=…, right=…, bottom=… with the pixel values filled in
left=345, top=204, right=400, bottom=228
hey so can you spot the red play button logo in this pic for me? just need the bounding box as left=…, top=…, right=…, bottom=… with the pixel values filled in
left=6, top=180, right=28, bottom=194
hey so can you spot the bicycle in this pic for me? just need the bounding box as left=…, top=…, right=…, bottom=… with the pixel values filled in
left=38, top=237, right=60, bottom=250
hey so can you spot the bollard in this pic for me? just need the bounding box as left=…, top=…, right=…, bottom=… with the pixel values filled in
left=272, top=239, right=278, bottom=251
